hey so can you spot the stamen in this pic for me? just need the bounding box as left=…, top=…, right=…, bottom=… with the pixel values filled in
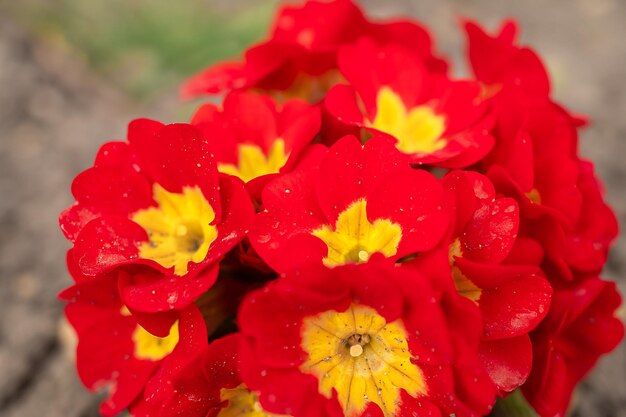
left=349, top=344, right=363, bottom=357
left=346, top=333, right=370, bottom=358
left=357, top=250, right=370, bottom=262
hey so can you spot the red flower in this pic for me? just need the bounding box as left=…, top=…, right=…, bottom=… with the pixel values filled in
left=182, top=0, right=446, bottom=101
left=564, top=160, right=618, bottom=275
left=484, top=92, right=581, bottom=227
left=483, top=88, right=617, bottom=285
left=136, top=333, right=291, bottom=417
left=482, top=87, right=584, bottom=281
left=59, top=120, right=255, bottom=312
left=60, top=277, right=207, bottom=417
left=464, top=19, right=550, bottom=98
left=191, top=91, right=323, bottom=199
left=141, top=334, right=241, bottom=417
left=238, top=261, right=497, bottom=417
left=325, top=39, right=494, bottom=167
left=249, top=135, right=449, bottom=272
left=443, top=171, right=552, bottom=337
left=414, top=170, right=553, bottom=393
left=465, top=22, right=589, bottom=284
left=522, top=277, right=624, bottom=417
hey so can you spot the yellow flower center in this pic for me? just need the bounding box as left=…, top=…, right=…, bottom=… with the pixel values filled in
left=449, top=239, right=481, bottom=303
left=369, top=87, right=447, bottom=155
left=218, top=139, right=289, bottom=183
left=311, top=199, right=402, bottom=268
left=300, top=304, right=427, bottom=417
left=132, top=320, right=179, bottom=361
left=218, top=385, right=289, bottom=417
left=268, top=70, right=344, bottom=103
left=131, top=184, right=218, bottom=276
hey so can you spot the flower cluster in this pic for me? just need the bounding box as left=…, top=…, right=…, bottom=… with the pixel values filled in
left=59, top=1, right=623, bottom=417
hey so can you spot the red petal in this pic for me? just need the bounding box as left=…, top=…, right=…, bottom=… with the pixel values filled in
left=479, top=336, right=532, bottom=392
left=479, top=271, right=552, bottom=339
left=250, top=168, right=327, bottom=272
left=119, top=263, right=219, bottom=313
left=94, top=141, right=134, bottom=168
left=129, top=123, right=221, bottom=218
left=315, top=135, right=408, bottom=222
left=180, top=61, right=247, bottom=99
left=71, top=166, right=154, bottom=216
left=367, top=168, right=448, bottom=255
left=73, top=216, right=147, bottom=276
left=461, top=197, right=519, bottom=264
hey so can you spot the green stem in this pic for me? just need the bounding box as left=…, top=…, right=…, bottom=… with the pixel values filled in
left=489, top=390, right=539, bottom=417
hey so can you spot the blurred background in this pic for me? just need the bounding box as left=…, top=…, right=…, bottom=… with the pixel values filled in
left=0, top=0, right=624, bottom=416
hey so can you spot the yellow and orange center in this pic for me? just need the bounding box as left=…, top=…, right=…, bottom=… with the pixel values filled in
left=369, top=87, right=447, bottom=155
left=218, top=139, right=289, bottom=183
left=311, top=199, right=402, bottom=268
left=448, top=239, right=482, bottom=303
left=131, top=184, right=217, bottom=276
left=300, top=304, right=426, bottom=417
left=132, top=320, right=179, bottom=361
left=218, top=384, right=289, bottom=417
left=265, top=70, right=344, bottom=103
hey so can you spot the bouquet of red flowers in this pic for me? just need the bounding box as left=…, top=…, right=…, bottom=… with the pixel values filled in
left=59, top=1, right=623, bottom=416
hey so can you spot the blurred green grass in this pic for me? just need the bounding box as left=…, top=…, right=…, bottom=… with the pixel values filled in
left=9, top=0, right=280, bottom=99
